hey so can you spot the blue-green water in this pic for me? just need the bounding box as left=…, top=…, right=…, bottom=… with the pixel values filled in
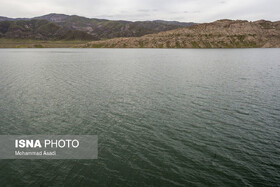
left=0, top=49, right=279, bottom=186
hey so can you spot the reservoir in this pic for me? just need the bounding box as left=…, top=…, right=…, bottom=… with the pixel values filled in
left=0, top=49, right=279, bottom=186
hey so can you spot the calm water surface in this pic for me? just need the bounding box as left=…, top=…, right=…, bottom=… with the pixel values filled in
left=0, top=49, right=279, bottom=186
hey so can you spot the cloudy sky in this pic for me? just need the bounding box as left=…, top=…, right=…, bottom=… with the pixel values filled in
left=0, top=0, right=279, bottom=22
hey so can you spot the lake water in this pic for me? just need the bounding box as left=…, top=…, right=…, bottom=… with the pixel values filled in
left=0, top=49, right=279, bottom=186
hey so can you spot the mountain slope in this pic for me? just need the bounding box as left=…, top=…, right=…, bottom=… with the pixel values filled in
left=0, top=14, right=191, bottom=40
left=81, top=19, right=280, bottom=48
left=32, top=13, right=196, bottom=39
left=0, top=19, right=96, bottom=40
left=0, top=16, right=14, bottom=22
left=0, top=14, right=195, bottom=41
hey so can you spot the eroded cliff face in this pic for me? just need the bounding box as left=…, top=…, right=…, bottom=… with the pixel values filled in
left=82, top=20, right=280, bottom=48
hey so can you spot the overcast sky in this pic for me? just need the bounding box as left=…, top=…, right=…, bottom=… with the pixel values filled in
left=0, top=0, right=279, bottom=22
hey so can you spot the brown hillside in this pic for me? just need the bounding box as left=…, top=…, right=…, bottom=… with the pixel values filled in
left=80, top=20, right=280, bottom=48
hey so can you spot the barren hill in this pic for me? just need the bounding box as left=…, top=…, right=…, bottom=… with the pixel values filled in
left=81, top=20, right=280, bottom=48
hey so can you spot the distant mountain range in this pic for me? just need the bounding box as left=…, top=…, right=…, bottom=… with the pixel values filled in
left=0, top=14, right=279, bottom=48
left=0, top=13, right=195, bottom=40
left=81, top=19, right=280, bottom=48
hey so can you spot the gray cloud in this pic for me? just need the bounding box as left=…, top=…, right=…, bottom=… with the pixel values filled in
left=0, top=0, right=279, bottom=22
left=138, top=9, right=150, bottom=12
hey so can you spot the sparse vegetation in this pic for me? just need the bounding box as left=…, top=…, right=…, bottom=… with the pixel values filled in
left=0, top=19, right=96, bottom=40
left=237, top=35, right=246, bottom=42
left=175, top=41, right=181, bottom=48
left=260, top=22, right=273, bottom=29
left=191, top=41, right=200, bottom=48
left=80, top=19, right=280, bottom=48
left=0, top=38, right=88, bottom=48
left=90, top=43, right=104, bottom=48
left=166, top=41, right=171, bottom=48
left=1, top=18, right=279, bottom=48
